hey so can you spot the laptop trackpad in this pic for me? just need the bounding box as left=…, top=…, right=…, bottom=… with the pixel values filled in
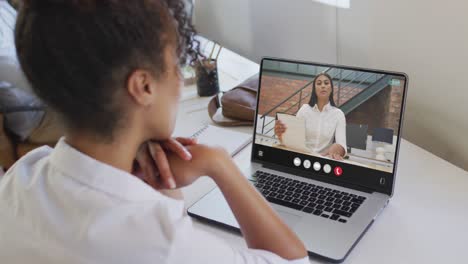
left=188, top=187, right=301, bottom=230
left=276, top=209, right=301, bottom=227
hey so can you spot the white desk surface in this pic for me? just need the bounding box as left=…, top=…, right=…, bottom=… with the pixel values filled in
left=174, top=39, right=468, bottom=263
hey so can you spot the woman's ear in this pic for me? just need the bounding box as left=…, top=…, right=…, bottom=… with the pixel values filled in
left=127, top=69, right=157, bottom=107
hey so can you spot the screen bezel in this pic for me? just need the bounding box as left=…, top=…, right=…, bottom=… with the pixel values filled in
left=251, top=57, right=409, bottom=196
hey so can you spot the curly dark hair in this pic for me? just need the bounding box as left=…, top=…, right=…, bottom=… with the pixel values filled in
left=15, top=0, right=201, bottom=140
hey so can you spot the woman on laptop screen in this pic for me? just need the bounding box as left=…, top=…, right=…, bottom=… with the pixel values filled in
left=275, top=73, right=347, bottom=160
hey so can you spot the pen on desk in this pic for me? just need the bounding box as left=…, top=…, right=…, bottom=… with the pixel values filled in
left=196, top=54, right=204, bottom=66
left=208, top=41, right=217, bottom=61
left=215, top=46, right=223, bottom=61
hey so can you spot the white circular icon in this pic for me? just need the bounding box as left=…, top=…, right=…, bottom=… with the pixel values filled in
left=323, top=164, right=332, bottom=174
left=380, top=177, right=386, bottom=185
left=293, top=157, right=301, bottom=167
left=313, top=162, right=321, bottom=171
left=303, top=160, right=311, bottom=169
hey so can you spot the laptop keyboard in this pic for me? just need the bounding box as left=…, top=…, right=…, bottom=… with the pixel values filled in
left=253, top=171, right=366, bottom=223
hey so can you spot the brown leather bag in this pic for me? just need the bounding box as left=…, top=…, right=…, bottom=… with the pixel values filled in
left=208, top=74, right=259, bottom=126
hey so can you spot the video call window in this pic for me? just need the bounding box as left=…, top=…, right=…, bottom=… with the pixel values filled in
left=255, top=60, right=405, bottom=173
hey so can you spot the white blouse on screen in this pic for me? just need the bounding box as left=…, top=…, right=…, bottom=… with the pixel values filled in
left=296, top=103, right=347, bottom=154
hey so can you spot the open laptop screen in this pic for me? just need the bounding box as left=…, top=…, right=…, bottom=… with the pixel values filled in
left=252, top=58, right=408, bottom=195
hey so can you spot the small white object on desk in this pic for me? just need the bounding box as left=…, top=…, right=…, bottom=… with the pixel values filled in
left=375, top=147, right=386, bottom=160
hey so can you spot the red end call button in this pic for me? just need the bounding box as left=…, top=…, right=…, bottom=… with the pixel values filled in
left=334, top=166, right=343, bottom=176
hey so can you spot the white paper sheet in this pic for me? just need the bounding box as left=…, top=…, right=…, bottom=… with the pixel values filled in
left=277, top=113, right=309, bottom=153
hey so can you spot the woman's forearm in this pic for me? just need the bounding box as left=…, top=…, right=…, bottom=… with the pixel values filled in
left=209, top=158, right=307, bottom=260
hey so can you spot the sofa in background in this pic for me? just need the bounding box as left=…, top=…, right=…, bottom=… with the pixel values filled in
left=0, top=113, right=56, bottom=169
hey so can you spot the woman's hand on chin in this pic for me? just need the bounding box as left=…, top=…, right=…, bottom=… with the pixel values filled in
left=132, top=137, right=197, bottom=193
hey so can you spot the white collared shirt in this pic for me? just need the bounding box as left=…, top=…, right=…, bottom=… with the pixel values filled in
left=296, top=103, right=347, bottom=154
left=0, top=138, right=309, bottom=264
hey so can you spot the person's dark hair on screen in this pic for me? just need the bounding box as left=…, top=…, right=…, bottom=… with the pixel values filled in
left=308, top=73, right=336, bottom=108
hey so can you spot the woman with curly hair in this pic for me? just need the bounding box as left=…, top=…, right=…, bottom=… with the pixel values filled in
left=0, top=1, right=308, bottom=263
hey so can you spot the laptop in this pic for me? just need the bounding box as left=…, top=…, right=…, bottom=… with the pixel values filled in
left=188, top=57, right=408, bottom=263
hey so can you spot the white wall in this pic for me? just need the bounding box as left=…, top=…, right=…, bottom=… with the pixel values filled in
left=194, top=0, right=468, bottom=171
left=194, top=0, right=338, bottom=64
left=337, top=0, right=468, bottom=171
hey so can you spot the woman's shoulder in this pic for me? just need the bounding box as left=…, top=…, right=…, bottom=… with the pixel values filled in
left=329, top=105, right=346, bottom=118
left=300, top=104, right=312, bottom=110
left=297, top=104, right=312, bottom=115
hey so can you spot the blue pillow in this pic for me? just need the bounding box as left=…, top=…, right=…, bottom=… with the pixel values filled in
left=0, top=81, right=45, bottom=141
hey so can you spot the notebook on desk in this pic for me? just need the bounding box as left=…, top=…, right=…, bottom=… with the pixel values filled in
left=190, top=125, right=252, bottom=157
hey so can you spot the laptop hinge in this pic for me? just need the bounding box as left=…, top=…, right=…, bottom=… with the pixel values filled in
left=262, top=162, right=376, bottom=194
